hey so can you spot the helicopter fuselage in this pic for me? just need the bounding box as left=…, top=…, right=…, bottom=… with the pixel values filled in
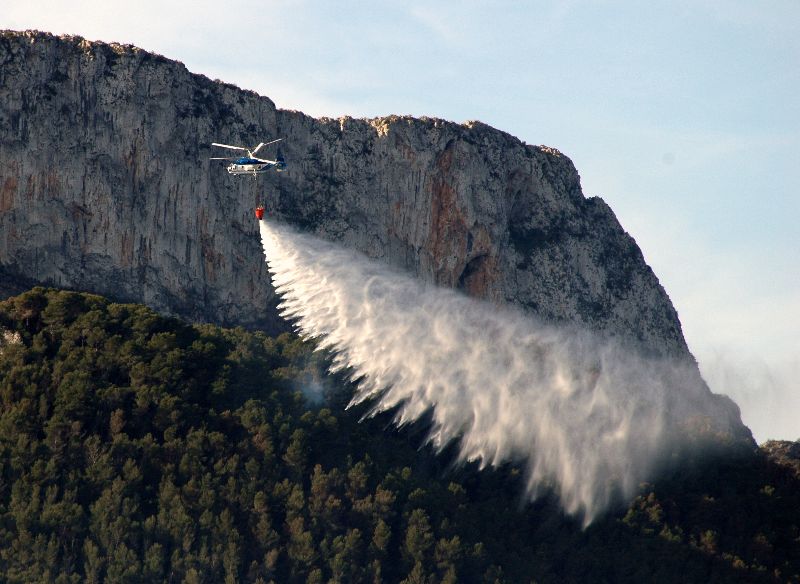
left=226, top=157, right=286, bottom=175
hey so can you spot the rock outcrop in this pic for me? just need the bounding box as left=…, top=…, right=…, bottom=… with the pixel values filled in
left=762, top=440, right=800, bottom=479
left=2, top=30, right=686, bottom=357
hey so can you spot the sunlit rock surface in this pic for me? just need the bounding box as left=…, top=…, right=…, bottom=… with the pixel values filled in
left=1, top=30, right=685, bottom=358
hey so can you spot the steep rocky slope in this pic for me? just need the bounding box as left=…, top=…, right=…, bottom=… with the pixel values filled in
left=2, top=30, right=683, bottom=356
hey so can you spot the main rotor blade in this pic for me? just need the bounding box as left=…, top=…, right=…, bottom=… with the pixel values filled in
left=211, top=143, right=247, bottom=151
left=209, top=157, right=238, bottom=160
left=251, top=138, right=282, bottom=155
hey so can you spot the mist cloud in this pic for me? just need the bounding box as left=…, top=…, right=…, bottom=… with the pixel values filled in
left=260, top=219, right=743, bottom=525
left=700, top=351, right=799, bottom=443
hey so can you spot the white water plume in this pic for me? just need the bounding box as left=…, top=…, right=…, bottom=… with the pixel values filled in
left=259, top=219, right=739, bottom=525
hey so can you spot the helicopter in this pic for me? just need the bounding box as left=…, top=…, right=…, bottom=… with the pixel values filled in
left=210, top=138, right=287, bottom=177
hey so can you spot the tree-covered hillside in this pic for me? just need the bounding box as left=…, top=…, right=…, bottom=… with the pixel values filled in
left=0, top=288, right=798, bottom=583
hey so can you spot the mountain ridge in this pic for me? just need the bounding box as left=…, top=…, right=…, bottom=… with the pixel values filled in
left=1, top=29, right=754, bottom=450
left=2, top=29, right=686, bottom=357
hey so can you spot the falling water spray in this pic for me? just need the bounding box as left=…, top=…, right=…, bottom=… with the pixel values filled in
left=259, top=218, right=742, bottom=525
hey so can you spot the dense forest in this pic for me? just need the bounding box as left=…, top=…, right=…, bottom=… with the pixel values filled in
left=0, top=288, right=798, bottom=583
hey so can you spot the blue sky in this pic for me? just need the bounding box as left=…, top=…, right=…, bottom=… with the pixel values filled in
left=6, top=0, right=799, bottom=441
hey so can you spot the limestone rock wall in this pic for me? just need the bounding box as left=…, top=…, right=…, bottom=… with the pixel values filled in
left=1, top=30, right=687, bottom=357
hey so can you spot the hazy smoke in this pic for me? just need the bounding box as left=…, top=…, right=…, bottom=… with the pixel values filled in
left=260, top=219, right=739, bottom=525
left=700, top=351, right=800, bottom=443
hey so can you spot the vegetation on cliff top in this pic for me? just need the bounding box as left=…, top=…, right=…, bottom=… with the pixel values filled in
left=0, top=288, right=798, bottom=583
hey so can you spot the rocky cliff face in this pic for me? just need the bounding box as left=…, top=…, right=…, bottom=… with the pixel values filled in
left=1, top=30, right=687, bottom=357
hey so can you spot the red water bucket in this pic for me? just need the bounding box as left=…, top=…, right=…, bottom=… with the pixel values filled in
left=255, top=206, right=265, bottom=220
